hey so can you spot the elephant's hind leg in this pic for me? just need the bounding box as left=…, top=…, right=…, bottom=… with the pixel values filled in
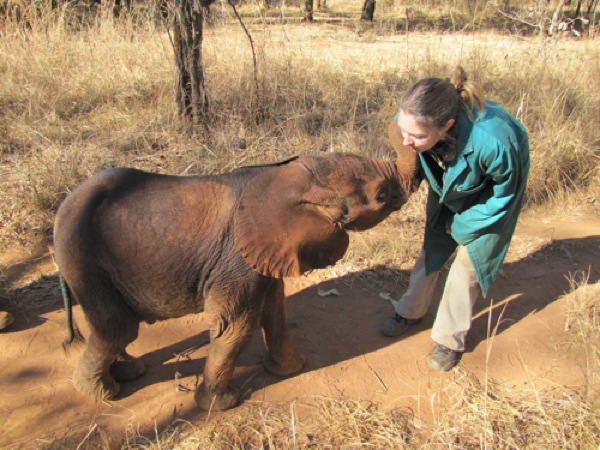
left=110, top=351, right=146, bottom=382
left=70, top=280, right=141, bottom=401
left=260, top=281, right=305, bottom=376
left=73, top=334, right=120, bottom=401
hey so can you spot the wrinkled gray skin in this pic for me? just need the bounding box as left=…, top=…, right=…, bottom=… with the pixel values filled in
left=54, top=152, right=416, bottom=411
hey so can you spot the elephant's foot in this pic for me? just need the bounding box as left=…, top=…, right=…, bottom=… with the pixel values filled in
left=110, top=354, right=146, bottom=382
left=73, top=364, right=120, bottom=401
left=195, top=383, right=240, bottom=411
left=262, top=352, right=305, bottom=377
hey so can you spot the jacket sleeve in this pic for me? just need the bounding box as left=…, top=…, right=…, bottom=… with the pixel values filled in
left=450, top=142, right=520, bottom=245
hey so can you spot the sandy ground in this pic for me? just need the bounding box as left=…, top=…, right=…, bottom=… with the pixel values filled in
left=0, top=210, right=598, bottom=448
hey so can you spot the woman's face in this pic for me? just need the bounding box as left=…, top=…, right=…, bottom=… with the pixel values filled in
left=397, top=110, right=454, bottom=154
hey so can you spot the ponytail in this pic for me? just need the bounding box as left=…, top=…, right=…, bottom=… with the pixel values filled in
left=447, top=66, right=485, bottom=120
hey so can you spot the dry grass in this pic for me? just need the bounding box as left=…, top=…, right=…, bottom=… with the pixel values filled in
left=1, top=2, right=599, bottom=251
left=165, top=277, right=597, bottom=450
left=1, top=1, right=599, bottom=448
left=63, top=279, right=595, bottom=450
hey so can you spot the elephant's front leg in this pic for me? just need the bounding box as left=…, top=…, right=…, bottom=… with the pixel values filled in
left=260, top=281, right=305, bottom=376
left=195, top=308, right=258, bottom=411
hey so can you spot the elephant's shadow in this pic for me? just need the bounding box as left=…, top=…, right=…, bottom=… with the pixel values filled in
left=115, top=234, right=599, bottom=401
left=115, top=331, right=212, bottom=399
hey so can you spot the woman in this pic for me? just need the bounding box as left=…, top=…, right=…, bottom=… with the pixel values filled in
left=382, top=67, right=530, bottom=371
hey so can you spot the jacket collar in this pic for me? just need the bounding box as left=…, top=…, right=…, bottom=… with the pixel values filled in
left=419, top=107, right=480, bottom=198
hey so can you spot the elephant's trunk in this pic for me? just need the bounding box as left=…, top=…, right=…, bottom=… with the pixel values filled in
left=388, top=119, right=419, bottom=195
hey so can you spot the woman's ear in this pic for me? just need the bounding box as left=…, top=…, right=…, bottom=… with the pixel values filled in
left=442, top=118, right=455, bottom=134
left=234, top=162, right=350, bottom=278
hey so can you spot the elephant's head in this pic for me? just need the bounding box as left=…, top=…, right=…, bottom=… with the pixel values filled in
left=234, top=153, right=416, bottom=279
left=388, top=119, right=419, bottom=193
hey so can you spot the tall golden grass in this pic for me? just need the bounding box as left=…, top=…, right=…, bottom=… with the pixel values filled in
left=1, top=1, right=599, bottom=251
left=0, top=1, right=599, bottom=448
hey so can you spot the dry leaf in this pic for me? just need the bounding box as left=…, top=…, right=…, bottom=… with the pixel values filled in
left=379, top=292, right=395, bottom=302
left=317, top=288, right=341, bottom=297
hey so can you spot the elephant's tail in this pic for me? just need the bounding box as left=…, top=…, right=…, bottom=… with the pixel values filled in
left=59, top=274, right=85, bottom=351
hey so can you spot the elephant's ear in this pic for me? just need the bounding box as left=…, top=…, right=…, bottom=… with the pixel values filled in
left=388, top=120, right=419, bottom=192
left=234, top=161, right=350, bottom=278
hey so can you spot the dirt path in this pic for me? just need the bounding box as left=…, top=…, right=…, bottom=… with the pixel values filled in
left=0, top=212, right=598, bottom=448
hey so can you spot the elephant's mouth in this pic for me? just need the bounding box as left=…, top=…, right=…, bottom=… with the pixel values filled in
left=344, top=223, right=362, bottom=231
left=344, top=203, right=404, bottom=230
left=337, top=213, right=366, bottom=231
left=344, top=215, right=386, bottom=231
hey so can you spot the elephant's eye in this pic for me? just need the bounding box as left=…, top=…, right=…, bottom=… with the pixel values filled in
left=376, top=188, right=389, bottom=203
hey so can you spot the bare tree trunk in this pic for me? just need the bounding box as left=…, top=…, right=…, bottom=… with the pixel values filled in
left=304, top=0, right=314, bottom=21
left=571, top=0, right=597, bottom=15
left=361, top=0, right=376, bottom=20
left=113, top=0, right=132, bottom=17
left=172, top=0, right=209, bottom=124
left=548, top=0, right=565, bottom=35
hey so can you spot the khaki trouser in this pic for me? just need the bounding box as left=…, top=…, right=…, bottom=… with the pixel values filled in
left=391, top=246, right=481, bottom=352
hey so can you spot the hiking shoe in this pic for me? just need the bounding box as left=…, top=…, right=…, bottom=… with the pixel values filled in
left=0, top=311, right=14, bottom=330
left=428, top=343, right=461, bottom=371
left=381, top=314, right=422, bottom=337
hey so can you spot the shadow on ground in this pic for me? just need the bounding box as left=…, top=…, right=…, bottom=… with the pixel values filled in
left=1, top=234, right=598, bottom=448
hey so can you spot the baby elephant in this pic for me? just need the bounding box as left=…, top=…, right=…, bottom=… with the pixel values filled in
left=54, top=152, right=416, bottom=411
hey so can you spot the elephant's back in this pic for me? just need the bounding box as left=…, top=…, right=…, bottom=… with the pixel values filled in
left=55, top=168, right=157, bottom=231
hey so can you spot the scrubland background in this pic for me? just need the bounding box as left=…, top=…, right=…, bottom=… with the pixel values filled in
left=0, top=0, right=599, bottom=448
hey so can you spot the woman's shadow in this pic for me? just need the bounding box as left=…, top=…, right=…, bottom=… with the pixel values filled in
left=464, top=235, right=599, bottom=351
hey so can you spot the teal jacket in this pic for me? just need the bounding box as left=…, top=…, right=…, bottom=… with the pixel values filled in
left=414, top=101, right=529, bottom=297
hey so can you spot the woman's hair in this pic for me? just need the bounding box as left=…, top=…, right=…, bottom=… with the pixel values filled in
left=398, top=66, right=485, bottom=129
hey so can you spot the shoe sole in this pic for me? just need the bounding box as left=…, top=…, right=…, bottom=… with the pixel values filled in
left=428, top=358, right=458, bottom=371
